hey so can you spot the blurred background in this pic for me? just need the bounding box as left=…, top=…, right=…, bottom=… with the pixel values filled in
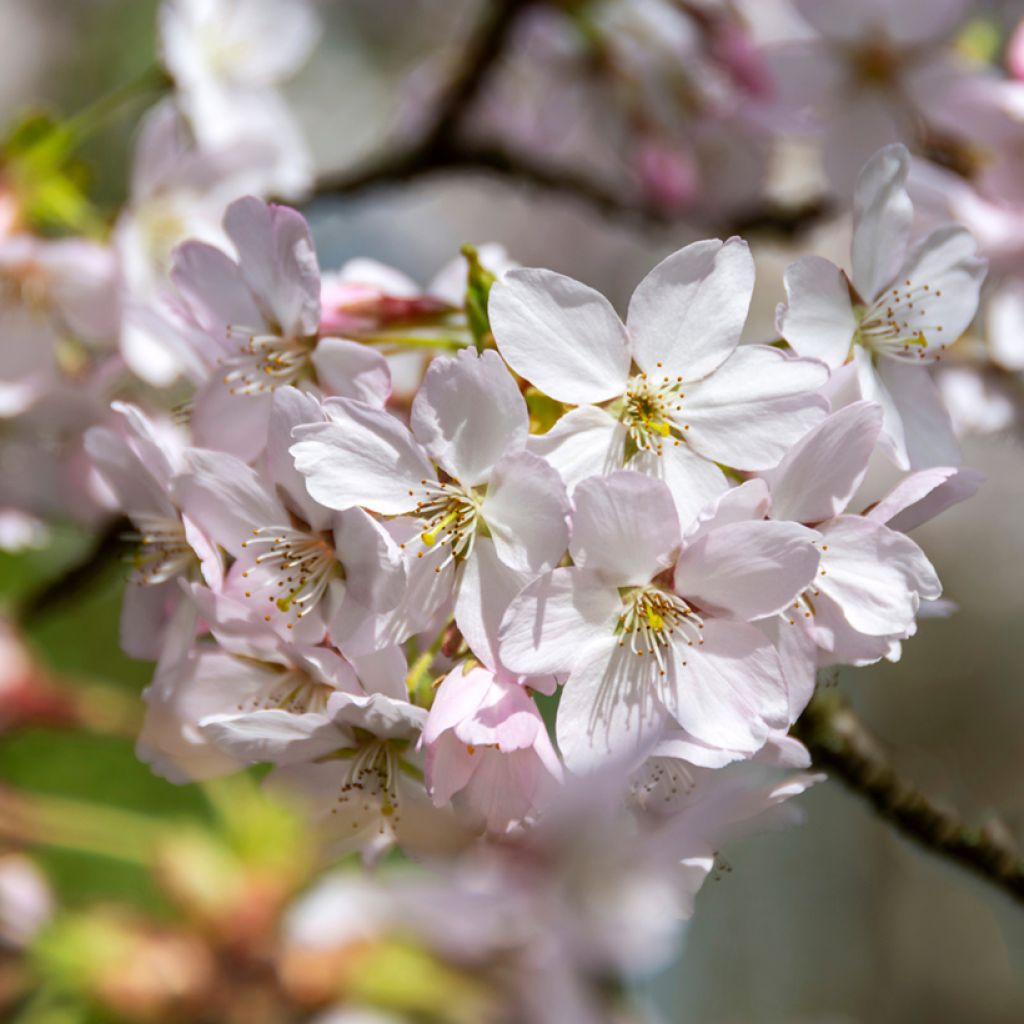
left=2, top=0, right=1024, bottom=1021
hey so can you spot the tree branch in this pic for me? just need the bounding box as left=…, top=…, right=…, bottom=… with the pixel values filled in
left=794, top=691, right=1024, bottom=904
left=309, top=1, right=831, bottom=238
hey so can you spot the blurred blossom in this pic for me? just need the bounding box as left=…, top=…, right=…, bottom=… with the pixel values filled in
left=0, top=854, right=53, bottom=948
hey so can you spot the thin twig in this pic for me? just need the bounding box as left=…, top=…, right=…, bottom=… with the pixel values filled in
left=794, top=691, right=1024, bottom=904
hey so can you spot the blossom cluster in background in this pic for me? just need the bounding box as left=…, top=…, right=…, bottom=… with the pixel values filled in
left=0, top=0, right=1020, bottom=1021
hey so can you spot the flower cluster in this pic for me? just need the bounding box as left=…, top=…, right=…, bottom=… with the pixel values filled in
left=73, top=139, right=981, bottom=967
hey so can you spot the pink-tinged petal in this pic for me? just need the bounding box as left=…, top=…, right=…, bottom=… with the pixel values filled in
left=482, top=450, right=569, bottom=573
left=527, top=406, right=626, bottom=493
left=851, top=144, right=913, bottom=301
left=499, top=567, right=621, bottom=677
left=222, top=197, right=320, bottom=335
left=650, top=730, right=746, bottom=770
left=570, top=472, right=679, bottom=586
left=488, top=268, right=630, bottom=404
left=85, top=426, right=173, bottom=519
left=422, top=662, right=492, bottom=744
left=346, top=646, right=407, bottom=700
left=120, top=581, right=180, bottom=661
left=200, top=710, right=342, bottom=766
left=425, top=732, right=479, bottom=807
left=171, top=240, right=264, bottom=334
left=312, top=337, right=391, bottom=406
left=411, top=348, right=527, bottom=486
left=332, top=507, right=406, bottom=612
left=874, top=358, right=960, bottom=469
left=178, top=448, right=283, bottom=557
left=291, top=398, right=433, bottom=514
left=663, top=619, right=788, bottom=752
left=676, top=346, right=829, bottom=470
left=764, top=402, right=883, bottom=524
left=777, top=256, right=856, bottom=368
left=988, top=279, right=1024, bottom=372
left=816, top=515, right=941, bottom=637
left=682, top=479, right=770, bottom=545
left=629, top=442, right=729, bottom=535
left=556, top=635, right=669, bottom=774
left=457, top=747, right=552, bottom=831
left=676, top=520, right=821, bottom=621
left=265, top=386, right=330, bottom=530
left=880, top=0, right=969, bottom=46
left=865, top=466, right=982, bottom=533
left=892, top=226, right=985, bottom=352
left=626, top=237, right=754, bottom=381
left=190, top=377, right=273, bottom=462
left=181, top=514, right=224, bottom=589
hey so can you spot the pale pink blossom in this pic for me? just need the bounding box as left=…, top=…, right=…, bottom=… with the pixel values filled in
left=779, top=144, right=986, bottom=469
left=85, top=402, right=222, bottom=660
left=490, top=237, right=827, bottom=528
left=499, top=472, right=820, bottom=770
left=291, top=348, right=570, bottom=658
left=177, top=387, right=405, bottom=646
left=421, top=661, right=561, bottom=832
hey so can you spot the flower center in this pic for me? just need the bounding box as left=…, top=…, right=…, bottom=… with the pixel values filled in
left=617, top=585, right=704, bottom=676
left=126, top=513, right=196, bottom=586
left=622, top=371, right=686, bottom=456
left=406, top=480, right=483, bottom=571
left=856, top=279, right=946, bottom=363
left=241, top=525, right=337, bottom=625
left=220, top=325, right=316, bottom=396
left=325, top=739, right=409, bottom=829
left=232, top=667, right=335, bottom=715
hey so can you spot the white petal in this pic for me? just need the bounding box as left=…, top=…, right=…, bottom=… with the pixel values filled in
left=626, top=237, right=754, bottom=381
left=764, top=402, right=882, bottom=524
left=454, top=537, right=532, bottom=672
left=201, top=710, right=341, bottom=765
left=190, top=378, right=272, bottom=462
left=851, top=144, right=913, bottom=301
left=332, top=507, right=406, bottom=611
left=179, top=448, right=284, bottom=557
left=629, top=441, right=729, bottom=535
left=556, top=635, right=669, bottom=774
left=527, top=405, right=626, bottom=493
left=499, top=567, right=621, bottom=676
left=664, top=619, right=788, bottom=752
left=171, top=240, right=263, bottom=334
left=291, top=399, right=433, bottom=513
left=312, top=337, right=391, bottom=406
left=265, top=386, right=331, bottom=531
left=677, top=346, right=829, bottom=469
left=488, top=267, right=630, bottom=404
left=865, top=466, right=982, bottom=533
left=676, top=520, right=821, bottom=621
left=875, top=359, right=960, bottom=469
left=891, top=225, right=985, bottom=353
left=570, top=472, right=679, bottom=585
left=482, top=450, right=570, bottom=572
left=411, top=348, right=527, bottom=486
left=778, top=256, right=856, bottom=368
left=853, top=347, right=908, bottom=468
left=816, top=515, right=941, bottom=637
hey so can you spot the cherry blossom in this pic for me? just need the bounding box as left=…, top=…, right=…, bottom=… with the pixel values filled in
left=489, top=237, right=828, bottom=527
left=778, top=144, right=986, bottom=469
left=85, top=402, right=221, bottom=660
left=291, top=347, right=570, bottom=652
left=421, top=661, right=561, bottom=832
left=499, top=471, right=821, bottom=771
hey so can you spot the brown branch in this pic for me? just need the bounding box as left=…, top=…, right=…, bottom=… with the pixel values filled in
left=794, top=691, right=1024, bottom=904
left=17, top=516, right=130, bottom=627
left=312, top=139, right=832, bottom=237
left=309, top=0, right=831, bottom=238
